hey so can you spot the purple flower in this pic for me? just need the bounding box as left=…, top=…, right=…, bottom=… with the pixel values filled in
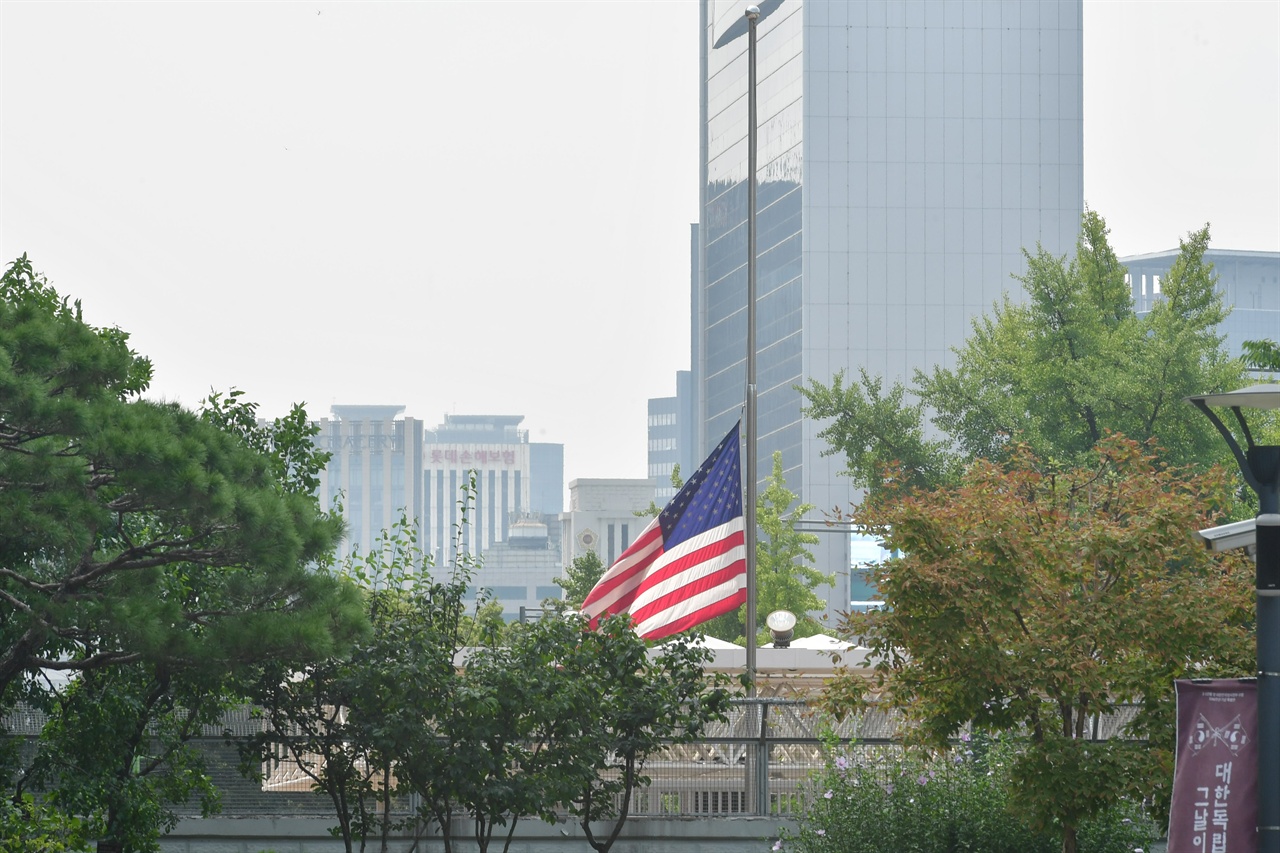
left=823, top=789, right=834, bottom=799
left=772, top=841, right=783, bottom=851
left=916, top=773, right=928, bottom=785
left=835, top=756, right=849, bottom=771
left=960, top=732, right=972, bottom=743
left=816, top=829, right=826, bottom=837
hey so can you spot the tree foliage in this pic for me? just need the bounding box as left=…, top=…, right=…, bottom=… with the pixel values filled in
left=0, top=256, right=361, bottom=695
left=1243, top=338, right=1280, bottom=372
left=799, top=216, right=1258, bottom=853
left=823, top=437, right=1254, bottom=853
left=0, top=256, right=366, bottom=851
left=557, top=615, right=730, bottom=853
left=802, top=214, right=1244, bottom=500
left=553, top=550, right=606, bottom=611
left=244, top=510, right=729, bottom=853
left=703, top=452, right=833, bottom=645
left=243, top=512, right=471, bottom=853
left=21, top=665, right=223, bottom=853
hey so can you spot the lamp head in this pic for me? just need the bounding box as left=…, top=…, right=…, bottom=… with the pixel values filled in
left=1187, top=383, right=1280, bottom=412
left=766, top=610, right=796, bottom=648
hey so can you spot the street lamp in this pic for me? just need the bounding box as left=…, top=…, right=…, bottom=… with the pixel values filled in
left=1188, top=382, right=1280, bottom=853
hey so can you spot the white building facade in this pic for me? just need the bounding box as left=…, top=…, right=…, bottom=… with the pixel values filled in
left=423, top=414, right=563, bottom=570
left=559, top=479, right=657, bottom=568
left=315, top=405, right=425, bottom=559
left=1122, top=248, right=1280, bottom=359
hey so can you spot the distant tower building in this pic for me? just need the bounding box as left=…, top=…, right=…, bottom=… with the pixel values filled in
left=1122, top=248, right=1280, bottom=357
left=648, top=370, right=696, bottom=503
left=315, top=405, right=424, bottom=558
left=423, top=414, right=564, bottom=569
left=648, top=224, right=702, bottom=506
left=560, top=479, right=656, bottom=568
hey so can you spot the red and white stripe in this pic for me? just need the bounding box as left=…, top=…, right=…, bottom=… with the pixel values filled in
left=581, top=516, right=746, bottom=641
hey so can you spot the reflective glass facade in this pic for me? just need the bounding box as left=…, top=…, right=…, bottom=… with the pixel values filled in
left=698, top=0, right=1084, bottom=608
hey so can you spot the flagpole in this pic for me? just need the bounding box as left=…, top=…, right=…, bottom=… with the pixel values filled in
left=743, top=4, right=760, bottom=698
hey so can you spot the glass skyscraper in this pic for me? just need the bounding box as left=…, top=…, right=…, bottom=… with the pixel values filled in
left=697, top=0, right=1084, bottom=607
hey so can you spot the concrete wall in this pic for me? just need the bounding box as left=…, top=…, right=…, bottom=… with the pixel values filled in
left=160, top=815, right=797, bottom=853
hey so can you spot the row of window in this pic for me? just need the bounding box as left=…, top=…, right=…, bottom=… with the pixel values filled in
left=464, top=585, right=563, bottom=601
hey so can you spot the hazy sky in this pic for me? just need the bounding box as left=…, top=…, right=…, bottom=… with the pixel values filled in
left=2, top=0, right=1277, bottom=490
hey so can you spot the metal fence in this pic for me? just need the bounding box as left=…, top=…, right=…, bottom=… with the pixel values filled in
left=2, top=697, right=1143, bottom=822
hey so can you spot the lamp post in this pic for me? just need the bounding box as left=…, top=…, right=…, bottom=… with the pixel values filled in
left=743, top=2, right=760, bottom=699
left=1188, top=383, right=1280, bottom=853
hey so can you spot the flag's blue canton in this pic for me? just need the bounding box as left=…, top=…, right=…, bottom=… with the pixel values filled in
left=659, top=421, right=742, bottom=550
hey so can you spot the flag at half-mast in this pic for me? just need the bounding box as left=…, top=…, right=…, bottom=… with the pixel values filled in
left=581, top=421, right=746, bottom=640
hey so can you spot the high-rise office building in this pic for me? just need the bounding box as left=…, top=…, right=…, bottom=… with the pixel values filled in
left=697, top=0, right=1084, bottom=607
left=423, top=414, right=563, bottom=569
left=648, top=370, right=696, bottom=503
left=1122, top=248, right=1280, bottom=358
left=647, top=226, right=702, bottom=506
left=315, top=405, right=425, bottom=558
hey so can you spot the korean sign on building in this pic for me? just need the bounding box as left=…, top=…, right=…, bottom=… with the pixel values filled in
left=428, top=447, right=519, bottom=467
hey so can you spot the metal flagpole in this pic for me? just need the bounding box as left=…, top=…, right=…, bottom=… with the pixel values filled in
left=743, top=3, right=760, bottom=699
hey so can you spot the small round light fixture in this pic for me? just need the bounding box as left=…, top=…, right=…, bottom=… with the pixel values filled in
left=766, top=610, right=797, bottom=648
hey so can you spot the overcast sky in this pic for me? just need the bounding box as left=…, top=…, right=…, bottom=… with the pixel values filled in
left=2, top=0, right=1277, bottom=490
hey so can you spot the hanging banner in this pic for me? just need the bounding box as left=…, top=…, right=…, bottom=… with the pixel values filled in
left=1167, top=679, right=1258, bottom=853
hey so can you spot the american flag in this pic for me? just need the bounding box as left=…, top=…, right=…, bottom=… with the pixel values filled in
left=581, top=421, right=746, bottom=640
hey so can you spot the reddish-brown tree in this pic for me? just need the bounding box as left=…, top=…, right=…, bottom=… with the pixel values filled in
left=825, top=436, right=1254, bottom=853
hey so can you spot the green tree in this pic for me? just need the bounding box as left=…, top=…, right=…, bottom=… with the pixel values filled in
left=822, top=438, right=1254, bottom=853
left=702, top=452, right=833, bottom=645
left=553, top=551, right=606, bottom=610
left=427, top=615, right=586, bottom=853
left=399, top=611, right=729, bottom=853
left=0, top=256, right=359, bottom=695
left=0, top=793, right=88, bottom=853
left=1243, top=338, right=1280, bottom=372
left=245, top=514, right=473, bottom=853
left=0, top=257, right=365, bottom=851
left=560, top=615, right=731, bottom=853
left=802, top=214, right=1244, bottom=500
left=799, top=216, right=1258, bottom=852
left=22, top=664, right=222, bottom=853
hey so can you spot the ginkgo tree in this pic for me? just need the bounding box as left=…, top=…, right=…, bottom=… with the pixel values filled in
left=700, top=451, right=833, bottom=645
left=801, top=214, right=1245, bottom=500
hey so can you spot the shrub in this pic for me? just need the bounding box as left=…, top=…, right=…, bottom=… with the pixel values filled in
left=777, top=734, right=1159, bottom=853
